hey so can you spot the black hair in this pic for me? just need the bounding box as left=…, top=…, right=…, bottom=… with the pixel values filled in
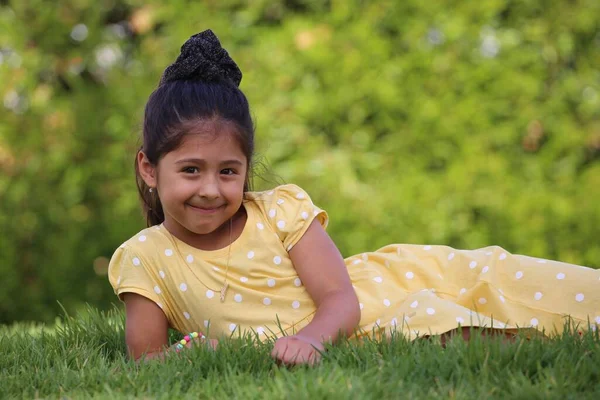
left=134, top=78, right=255, bottom=227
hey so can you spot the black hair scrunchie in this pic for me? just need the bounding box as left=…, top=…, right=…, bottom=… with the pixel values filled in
left=160, top=29, right=242, bottom=87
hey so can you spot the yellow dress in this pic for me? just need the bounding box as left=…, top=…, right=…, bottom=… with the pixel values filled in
left=108, top=184, right=600, bottom=340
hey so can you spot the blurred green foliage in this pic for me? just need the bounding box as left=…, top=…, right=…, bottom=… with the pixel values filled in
left=1, top=0, right=599, bottom=324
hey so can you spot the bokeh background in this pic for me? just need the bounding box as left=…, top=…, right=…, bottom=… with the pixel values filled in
left=1, top=0, right=599, bottom=325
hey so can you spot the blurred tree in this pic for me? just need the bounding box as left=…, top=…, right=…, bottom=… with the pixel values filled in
left=0, top=0, right=599, bottom=323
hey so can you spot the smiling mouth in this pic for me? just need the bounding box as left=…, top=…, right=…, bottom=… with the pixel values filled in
left=188, top=204, right=224, bottom=214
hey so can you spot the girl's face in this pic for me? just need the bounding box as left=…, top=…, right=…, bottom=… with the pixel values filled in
left=139, top=120, right=248, bottom=246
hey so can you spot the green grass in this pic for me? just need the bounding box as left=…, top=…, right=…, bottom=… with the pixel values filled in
left=2, top=307, right=600, bottom=399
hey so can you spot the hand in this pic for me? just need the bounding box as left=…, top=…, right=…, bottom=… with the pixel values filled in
left=271, top=334, right=325, bottom=366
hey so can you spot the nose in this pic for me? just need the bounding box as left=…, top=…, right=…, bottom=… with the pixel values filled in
left=197, top=175, right=220, bottom=200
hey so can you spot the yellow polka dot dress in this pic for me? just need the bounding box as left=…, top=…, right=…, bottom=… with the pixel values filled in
left=108, top=184, right=600, bottom=341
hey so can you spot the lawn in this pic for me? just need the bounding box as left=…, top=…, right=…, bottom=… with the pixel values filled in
left=2, top=307, right=599, bottom=399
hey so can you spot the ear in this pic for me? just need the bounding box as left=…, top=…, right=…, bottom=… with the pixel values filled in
left=137, top=151, right=158, bottom=188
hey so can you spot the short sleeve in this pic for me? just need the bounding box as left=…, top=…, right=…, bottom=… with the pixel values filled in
left=266, top=184, right=329, bottom=251
left=108, top=245, right=162, bottom=306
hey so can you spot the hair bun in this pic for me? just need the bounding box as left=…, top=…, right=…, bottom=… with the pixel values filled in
left=160, top=30, right=242, bottom=86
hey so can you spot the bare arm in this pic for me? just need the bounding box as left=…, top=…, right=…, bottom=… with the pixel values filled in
left=123, top=293, right=218, bottom=361
left=288, top=219, right=361, bottom=344
left=123, top=293, right=170, bottom=361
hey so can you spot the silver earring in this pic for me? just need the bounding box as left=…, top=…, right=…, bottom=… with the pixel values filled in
left=149, top=188, right=154, bottom=193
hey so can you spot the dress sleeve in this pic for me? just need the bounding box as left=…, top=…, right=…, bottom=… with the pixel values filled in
left=266, top=184, right=329, bottom=251
left=107, top=245, right=162, bottom=306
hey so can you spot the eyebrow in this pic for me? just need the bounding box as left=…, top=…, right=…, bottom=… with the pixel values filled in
left=174, top=158, right=244, bottom=166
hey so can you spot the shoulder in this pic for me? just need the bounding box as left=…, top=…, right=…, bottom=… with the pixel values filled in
left=110, top=225, right=171, bottom=265
left=246, top=184, right=329, bottom=248
left=245, top=184, right=315, bottom=207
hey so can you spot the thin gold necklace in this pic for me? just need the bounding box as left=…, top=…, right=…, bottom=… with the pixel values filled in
left=164, top=218, right=232, bottom=303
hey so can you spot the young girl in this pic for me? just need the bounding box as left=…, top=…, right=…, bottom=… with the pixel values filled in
left=109, top=30, right=600, bottom=365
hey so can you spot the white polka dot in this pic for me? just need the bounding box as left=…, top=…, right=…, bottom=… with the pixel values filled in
left=499, top=295, right=506, bottom=303
left=179, top=283, right=187, bottom=292
left=159, top=270, right=165, bottom=279
left=405, top=271, right=414, bottom=279
left=256, top=327, right=265, bottom=335
left=116, top=276, right=121, bottom=285
left=206, top=290, right=214, bottom=299
left=499, top=253, right=507, bottom=260
left=410, top=300, right=419, bottom=308
left=575, top=293, right=585, bottom=302
left=186, top=254, right=194, bottom=263
left=256, top=223, right=264, bottom=230
left=276, top=220, right=286, bottom=230
left=268, top=209, right=276, bottom=218
left=183, top=312, right=190, bottom=320
left=530, top=318, right=539, bottom=327
left=556, top=273, right=565, bottom=280
left=301, top=211, right=309, bottom=220
left=229, top=323, right=236, bottom=332
left=594, top=316, right=600, bottom=324
left=263, top=297, right=271, bottom=305
left=359, top=303, right=364, bottom=310
left=294, top=278, right=301, bottom=287
left=296, top=192, right=305, bottom=199
left=138, top=235, right=146, bottom=242
left=459, top=288, right=467, bottom=295
left=481, top=266, right=489, bottom=274
left=423, top=245, right=432, bottom=251
left=383, top=299, right=391, bottom=307
left=240, top=277, right=248, bottom=283
left=352, top=259, right=362, bottom=265
left=277, top=199, right=284, bottom=205
left=469, top=261, right=477, bottom=269
left=204, top=320, right=209, bottom=328
left=234, top=294, right=243, bottom=303
left=292, top=300, right=300, bottom=309
left=426, top=308, right=436, bottom=315
left=247, top=251, right=255, bottom=259
left=448, top=252, right=455, bottom=261
left=164, top=249, right=173, bottom=257
left=478, top=297, right=487, bottom=305
left=373, top=277, right=383, bottom=283
left=154, top=285, right=161, bottom=294
left=273, top=256, right=282, bottom=265
left=267, top=279, right=275, bottom=287
left=391, top=317, right=398, bottom=327
left=515, top=271, right=523, bottom=279
left=132, top=257, right=140, bottom=266
left=534, top=292, right=543, bottom=301
left=456, top=317, right=465, bottom=324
